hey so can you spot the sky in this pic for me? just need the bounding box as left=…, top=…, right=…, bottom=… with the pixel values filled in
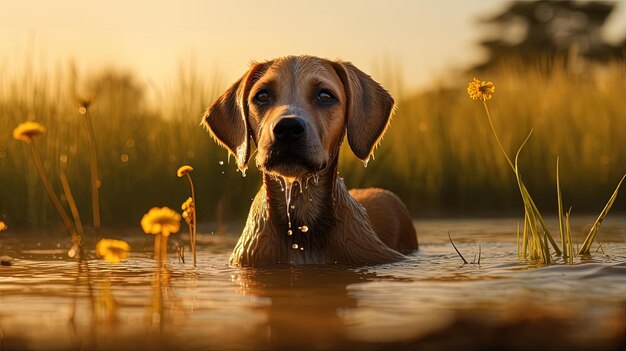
left=1, top=0, right=625, bottom=94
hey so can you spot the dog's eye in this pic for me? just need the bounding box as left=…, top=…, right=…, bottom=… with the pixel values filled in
left=317, top=90, right=335, bottom=104
left=254, top=90, right=271, bottom=104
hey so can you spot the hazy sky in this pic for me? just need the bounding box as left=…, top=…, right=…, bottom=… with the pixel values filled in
left=1, top=0, right=625, bottom=93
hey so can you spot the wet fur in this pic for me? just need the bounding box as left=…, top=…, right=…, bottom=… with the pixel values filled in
left=204, top=55, right=418, bottom=266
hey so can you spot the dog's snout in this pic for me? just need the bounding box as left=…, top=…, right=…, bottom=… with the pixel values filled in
left=273, top=118, right=306, bottom=141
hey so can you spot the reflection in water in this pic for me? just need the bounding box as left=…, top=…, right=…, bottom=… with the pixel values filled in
left=232, top=266, right=377, bottom=349
left=149, top=266, right=186, bottom=340
left=68, top=257, right=96, bottom=350
left=0, top=217, right=625, bottom=350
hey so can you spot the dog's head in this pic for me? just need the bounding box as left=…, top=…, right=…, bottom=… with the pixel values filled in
left=203, top=56, right=394, bottom=179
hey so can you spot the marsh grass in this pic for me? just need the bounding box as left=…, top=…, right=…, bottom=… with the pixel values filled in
left=472, top=74, right=626, bottom=264
left=1, top=57, right=624, bottom=228
left=77, top=97, right=102, bottom=230
left=448, top=232, right=481, bottom=267
left=578, top=174, right=626, bottom=255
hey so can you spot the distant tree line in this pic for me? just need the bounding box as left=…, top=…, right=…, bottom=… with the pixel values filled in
left=473, top=0, right=625, bottom=70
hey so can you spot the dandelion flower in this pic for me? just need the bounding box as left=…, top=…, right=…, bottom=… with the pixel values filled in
left=177, top=165, right=193, bottom=177
left=96, top=238, right=130, bottom=263
left=0, top=221, right=7, bottom=231
left=141, top=207, right=181, bottom=236
left=467, top=78, right=495, bottom=101
left=13, top=121, right=46, bottom=143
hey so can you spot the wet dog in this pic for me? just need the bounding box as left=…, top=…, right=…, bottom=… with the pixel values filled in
left=203, top=55, right=418, bottom=266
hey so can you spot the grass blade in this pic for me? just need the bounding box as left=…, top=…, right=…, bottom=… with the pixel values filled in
left=565, top=208, right=573, bottom=264
left=516, top=222, right=520, bottom=258
left=556, top=157, right=566, bottom=258
left=522, top=215, right=528, bottom=258
left=448, top=232, right=468, bottom=265
left=578, top=174, right=626, bottom=255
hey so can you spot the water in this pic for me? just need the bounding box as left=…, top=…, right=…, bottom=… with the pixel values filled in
left=1, top=217, right=625, bottom=350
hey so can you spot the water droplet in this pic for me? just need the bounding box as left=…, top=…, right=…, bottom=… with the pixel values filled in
left=218, top=160, right=224, bottom=165
left=283, top=178, right=294, bottom=230
left=300, top=247, right=304, bottom=251
left=287, top=230, right=293, bottom=236
left=292, top=244, right=299, bottom=249
left=221, top=171, right=225, bottom=174
left=363, top=156, right=370, bottom=167
left=290, top=205, right=295, bottom=209
left=276, top=178, right=285, bottom=192
left=298, top=225, right=309, bottom=233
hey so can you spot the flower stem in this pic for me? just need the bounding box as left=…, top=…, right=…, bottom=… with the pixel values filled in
left=153, top=234, right=160, bottom=261
left=83, top=109, right=102, bottom=229
left=186, top=173, right=197, bottom=266
left=160, top=232, right=169, bottom=267
left=29, top=141, right=77, bottom=238
left=482, top=100, right=562, bottom=257
left=59, top=165, right=85, bottom=240
left=482, top=101, right=514, bottom=171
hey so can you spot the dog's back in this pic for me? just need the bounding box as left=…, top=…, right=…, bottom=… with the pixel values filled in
left=349, top=188, right=418, bottom=254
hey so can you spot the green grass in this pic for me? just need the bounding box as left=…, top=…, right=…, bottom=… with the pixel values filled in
left=0, top=58, right=625, bottom=230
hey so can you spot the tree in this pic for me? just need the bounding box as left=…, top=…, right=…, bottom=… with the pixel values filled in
left=473, top=0, right=625, bottom=70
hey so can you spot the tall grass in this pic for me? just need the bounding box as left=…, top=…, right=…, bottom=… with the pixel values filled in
left=1, top=58, right=624, bottom=229
left=348, top=59, right=626, bottom=216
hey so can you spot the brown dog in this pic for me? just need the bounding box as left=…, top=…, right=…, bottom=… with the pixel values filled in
left=204, top=55, right=418, bottom=266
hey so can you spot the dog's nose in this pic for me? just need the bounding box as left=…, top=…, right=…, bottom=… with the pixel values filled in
left=273, top=118, right=306, bottom=141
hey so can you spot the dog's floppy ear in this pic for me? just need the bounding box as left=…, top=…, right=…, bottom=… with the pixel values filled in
left=331, top=61, right=395, bottom=161
left=203, top=63, right=267, bottom=171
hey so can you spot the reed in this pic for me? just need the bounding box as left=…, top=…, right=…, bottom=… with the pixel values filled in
left=578, top=174, right=626, bottom=256
left=77, top=94, right=102, bottom=229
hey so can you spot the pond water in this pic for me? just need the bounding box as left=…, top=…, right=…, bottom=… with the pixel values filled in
left=1, top=216, right=625, bottom=350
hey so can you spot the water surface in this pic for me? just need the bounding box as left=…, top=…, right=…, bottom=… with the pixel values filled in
left=1, top=217, right=625, bottom=350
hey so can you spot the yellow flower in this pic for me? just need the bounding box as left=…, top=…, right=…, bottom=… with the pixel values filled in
left=177, top=165, right=193, bottom=177
left=467, top=78, right=495, bottom=101
left=13, top=121, right=46, bottom=143
left=96, top=238, right=130, bottom=263
left=141, top=207, right=181, bottom=236
left=0, top=221, right=7, bottom=231
left=181, top=197, right=193, bottom=211
left=181, top=197, right=195, bottom=225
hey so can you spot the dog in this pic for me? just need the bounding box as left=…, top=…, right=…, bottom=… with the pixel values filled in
left=203, top=55, right=418, bottom=266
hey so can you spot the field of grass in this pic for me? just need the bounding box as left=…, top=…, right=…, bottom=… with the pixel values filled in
left=1, top=58, right=624, bottom=229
